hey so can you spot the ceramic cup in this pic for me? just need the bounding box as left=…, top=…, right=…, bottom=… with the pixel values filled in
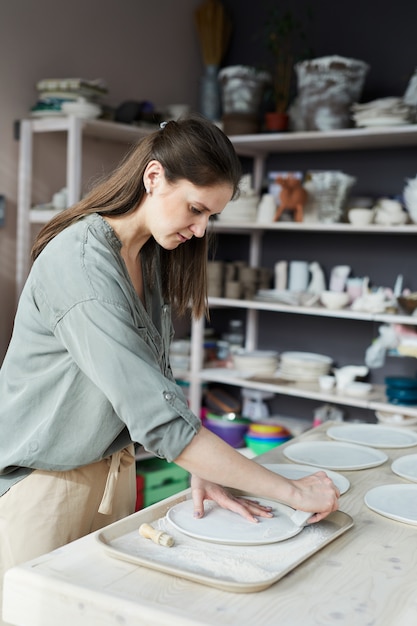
left=348, top=208, right=374, bottom=226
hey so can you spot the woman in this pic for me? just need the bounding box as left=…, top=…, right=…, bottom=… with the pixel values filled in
left=0, top=116, right=339, bottom=614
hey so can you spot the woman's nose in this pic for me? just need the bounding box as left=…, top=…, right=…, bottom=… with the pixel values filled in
left=190, top=217, right=208, bottom=238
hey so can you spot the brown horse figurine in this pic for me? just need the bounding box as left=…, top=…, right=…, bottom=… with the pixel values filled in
left=274, top=175, right=307, bottom=223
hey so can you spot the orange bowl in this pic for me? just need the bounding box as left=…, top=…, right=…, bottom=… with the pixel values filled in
left=249, top=423, right=291, bottom=436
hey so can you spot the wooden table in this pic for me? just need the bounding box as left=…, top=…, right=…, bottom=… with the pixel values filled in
left=4, top=423, right=417, bottom=626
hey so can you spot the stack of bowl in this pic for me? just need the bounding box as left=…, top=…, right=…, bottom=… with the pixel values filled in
left=385, top=376, right=417, bottom=406
left=244, top=423, right=292, bottom=455
left=204, top=413, right=250, bottom=448
left=233, top=350, right=279, bottom=377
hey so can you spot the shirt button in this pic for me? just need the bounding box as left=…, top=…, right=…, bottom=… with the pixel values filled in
left=164, top=392, right=173, bottom=400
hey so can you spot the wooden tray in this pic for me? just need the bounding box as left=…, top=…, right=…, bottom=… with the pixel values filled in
left=96, top=489, right=354, bottom=593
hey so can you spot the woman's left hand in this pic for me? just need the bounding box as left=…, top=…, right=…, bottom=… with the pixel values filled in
left=190, top=474, right=274, bottom=523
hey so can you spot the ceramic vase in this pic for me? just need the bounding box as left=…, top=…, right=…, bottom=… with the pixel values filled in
left=290, top=55, right=369, bottom=131
left=200, top=64, right=221, bottom=121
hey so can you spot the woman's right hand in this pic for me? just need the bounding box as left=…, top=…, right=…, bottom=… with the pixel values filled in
left=288, top=471, right=340, bottom=523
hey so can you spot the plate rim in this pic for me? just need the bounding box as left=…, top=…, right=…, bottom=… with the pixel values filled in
left=281, top=351, right=333, bottom=364
left=166, top=497, right=305, bottom=545
left=391, top=453, right=417, bottom=482
left=262, top=463, right=350, bottom=495
left=327, top=423, right=417, bottom=449
left=283, top=440, right=388, bottom=470
left=364, top=483, right=417, bottom=525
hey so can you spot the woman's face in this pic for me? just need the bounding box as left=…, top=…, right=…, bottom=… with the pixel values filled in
left=143, top=164, right=233, bottom=250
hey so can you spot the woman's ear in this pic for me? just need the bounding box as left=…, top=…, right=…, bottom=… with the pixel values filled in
left=143, top=160, right=165, bottom=194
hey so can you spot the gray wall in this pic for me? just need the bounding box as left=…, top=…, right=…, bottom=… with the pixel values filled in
left=0, top=0, right=203, bottom=358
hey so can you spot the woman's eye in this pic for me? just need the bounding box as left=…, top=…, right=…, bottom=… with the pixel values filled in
left=191, top=206, right=202, bottom=215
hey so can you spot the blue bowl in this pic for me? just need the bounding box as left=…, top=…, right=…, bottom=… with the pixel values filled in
left=385, top=377, right=417, bottom=390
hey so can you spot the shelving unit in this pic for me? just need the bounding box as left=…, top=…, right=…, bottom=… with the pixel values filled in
left=15, top=117, right=417, bottom=424
left=16, top=116, right=155, bottom=296
left=188, top=126, right=417, bottom=421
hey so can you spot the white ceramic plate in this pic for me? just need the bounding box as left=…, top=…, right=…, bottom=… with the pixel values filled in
left=391, top=454, right=417, bottom=482
left=166, top=497, right=308, bottom=545
left=283, top=441, right=388, bottom=470
left=364, top=484, right=417, bottom=525
left=358, top=118, right=409, bottom=127
left=279, top=369, right=327, bottom=381
left=281, top=351, right=333, bottom=366
left=375, top=411, right=417, bottom=427
left=327, top=424, right=417, bottom=449
left=31, top=109, right=65, bottom=117
left=200, top=368, right=253, bottom=380
left=262, top=463, right=350, bottom=495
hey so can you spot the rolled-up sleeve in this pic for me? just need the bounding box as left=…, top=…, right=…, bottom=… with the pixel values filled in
left=54, top=298, right=201, bottom=462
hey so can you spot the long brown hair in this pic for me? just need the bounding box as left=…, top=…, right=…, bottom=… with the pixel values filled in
left=31, top=115, right=242, bottom=318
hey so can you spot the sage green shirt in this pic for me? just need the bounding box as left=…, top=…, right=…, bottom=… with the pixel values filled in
left=0, top=213, right=201, bottom=496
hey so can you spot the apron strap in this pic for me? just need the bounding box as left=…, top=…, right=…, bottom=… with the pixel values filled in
left=98, top=446, right=135, bottom=515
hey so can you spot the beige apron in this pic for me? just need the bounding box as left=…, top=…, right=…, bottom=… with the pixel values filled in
left=0, top=446, right=136, bottom=626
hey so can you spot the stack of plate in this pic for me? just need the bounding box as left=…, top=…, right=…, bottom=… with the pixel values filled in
left=217, top=196, right=259, bottom=223
left=279, top=351, right=333, bottom=382
left=61, top=99, right=102, bottom=119
left=233, top=350, right=279, bottom=377
left=351, top=97, right=413, bottom=127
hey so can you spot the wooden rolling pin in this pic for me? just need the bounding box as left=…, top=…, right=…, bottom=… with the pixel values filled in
left=139, top=523, right=174, bottom=547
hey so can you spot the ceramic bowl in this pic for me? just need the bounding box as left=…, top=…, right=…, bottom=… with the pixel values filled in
left=233, top=350, right=278, bottom=376
left=244, top=434, right=289, bottom=454
left=246, top=431, right=291, bottom=442
left=375, top=410, right=417, bottom=427
left=320, top=290, right=350, bottom=310
left=344, top=382, right=372, bottom=397
left=248, top=423, right=290, bottom=435
left=385, top=376, right=417, bottom=390
left=348, top=208, right=374, bottom=226
left=247, top=424, right=291, bottom=440
left=204, top=413, right=250, bottom=448
left=397, top=293, right=417, bottom=315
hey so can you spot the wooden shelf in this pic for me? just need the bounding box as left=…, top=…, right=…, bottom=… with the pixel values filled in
left=229, top=124, right=417, bottom=157
left=26, top=116, right=156, bottom=144
left=208, top=296, right=417, bottom=326
left=199, top=368, right=417, bottom=418
left=211, top=221, right=417, bottom=234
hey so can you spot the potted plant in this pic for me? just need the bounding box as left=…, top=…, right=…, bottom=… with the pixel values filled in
left=263, top=6, right=313, bottom=131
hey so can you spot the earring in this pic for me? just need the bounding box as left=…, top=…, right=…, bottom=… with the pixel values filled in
left=145, top=186, right=150, bottom=195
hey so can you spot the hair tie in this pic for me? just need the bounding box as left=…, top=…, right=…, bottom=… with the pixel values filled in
left=159, top=121, right=167, bottom=129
